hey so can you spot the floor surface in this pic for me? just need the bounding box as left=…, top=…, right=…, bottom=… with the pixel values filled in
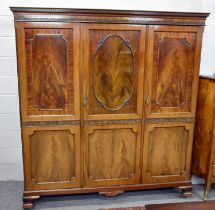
left=0, top=182, right=215, bottom=210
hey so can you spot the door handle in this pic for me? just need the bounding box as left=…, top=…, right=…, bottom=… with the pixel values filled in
left=145, top=96, right=151, bottom=105
left=82, top=96, right=88, bottom=107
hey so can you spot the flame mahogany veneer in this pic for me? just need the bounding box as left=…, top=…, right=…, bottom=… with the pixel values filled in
left=10, top=7, right=209, bottom=208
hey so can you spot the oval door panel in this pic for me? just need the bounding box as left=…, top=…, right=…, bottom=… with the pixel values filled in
left=94, top=35, right=134, bottom=111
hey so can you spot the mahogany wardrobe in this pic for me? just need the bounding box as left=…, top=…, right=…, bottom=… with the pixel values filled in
left=10, top=7, right=209, bottom=208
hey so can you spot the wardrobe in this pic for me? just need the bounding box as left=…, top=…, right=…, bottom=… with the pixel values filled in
left=192, top=75, right=215, bottom=200
left=10, top=7, right=209, bottom=208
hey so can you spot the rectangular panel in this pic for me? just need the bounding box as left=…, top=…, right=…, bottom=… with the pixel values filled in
left=145, top=25, right=203, bottom=118
left=16, top=23, right=80, bottom=121
left=22, top=126, right=81, bottom=190
left=142, top=122, right=194, bottom=183
left=83, top=124, right=141, bottom=187
left=82, top=24, right=145, bottom=120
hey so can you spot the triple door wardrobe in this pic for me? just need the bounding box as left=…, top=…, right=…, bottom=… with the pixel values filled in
left=10, top=7, right=209, bottom=208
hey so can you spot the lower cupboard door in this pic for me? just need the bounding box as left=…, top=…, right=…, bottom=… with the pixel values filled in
left=83, top=124, right=142, bottom=187
left=22, top=126, right=81, bottom=191
left=142, top=122, right=194, bottom=184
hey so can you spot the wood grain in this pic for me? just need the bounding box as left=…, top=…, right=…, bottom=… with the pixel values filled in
left=155, top=37, right=189, bottom=107
left=22, top=126, right=81, bottom=191
left=25, top=29, right=74, bottom=118
left=16, top=24, right=81, bottom=121
left=192, top=76, right=215, bottom=199
left=10, top=7, right=209, bottom=26
left=146, top=201, right=215, bottom=210
left=82, top=24, right=145, bottom=120
left=147, top=127, right=188, bottom=176
left=30, top=130, right=75, bottom=183
left=89, top=129, right=135, bottom=179
left=84, top=124, right=142, bottom=187
left=31, top=35, right=67, bottom=110
left=11, top=8, right=208, bottom=209
left=94, top=35, right=134, bottom=111
left=101, top=206, right=145, bottom=210
left=142, top=122, right=194, bottom=183
left=145, top=25, right=203, bottom=118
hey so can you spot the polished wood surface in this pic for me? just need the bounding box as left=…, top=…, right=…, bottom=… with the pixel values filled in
left=94, top=35, right=134, bottom=111
left=145, top=26, right=203, bottom=119
left=30, top=130, right=76, bottom=183
left=31, top=34, right=68, bottom=110
left=22, top=126, right=81, bottom=191
left=101, top=206, right=146, bottom=210
left=17, top=24, right=81, bottom=122
left=10, top=7, right=209, bottom=26
left=143, top=122, right=194, bottom=184
left=82, top=24, right=145, bottom=120
left=10, top=7, right=208, bottom=208
left=84, top=124, right=141, bottom=187
left=146, top=201, right=215, bottom=210
left=101, top=201, right=215, bottom=210
left=192, top=75, right=215, bottom=199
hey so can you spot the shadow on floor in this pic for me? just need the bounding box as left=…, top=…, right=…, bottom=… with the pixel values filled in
left=1, top=182, right=215, bottom=210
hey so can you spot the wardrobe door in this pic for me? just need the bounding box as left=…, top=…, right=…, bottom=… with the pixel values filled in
left=145, top=25, right=203, bottom=118
left=142, top=122, right=194, bottom=183
left=22, top=126, right=81, bottom=190
left=83, top=124, right=141, bottom=187
left=81, top=24, right=145, bottom=121
left=16, top=23, right=80, bottom=122
left=81, top=24, right=145, bottom=187
left=15, top=23, right=82, bottom=191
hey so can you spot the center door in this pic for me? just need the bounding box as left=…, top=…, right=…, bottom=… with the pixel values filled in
left=82, top=24, right=145, bottom=187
